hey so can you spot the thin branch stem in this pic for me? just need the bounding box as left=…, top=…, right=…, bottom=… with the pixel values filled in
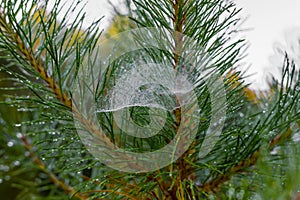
left=21, top=135, right=87, bottom=199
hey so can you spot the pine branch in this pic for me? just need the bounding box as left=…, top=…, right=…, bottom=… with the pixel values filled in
left=200, top=126, right=295, bottom=193
left=0, top=9, right=88, bottom=198
left=0, top=11, right=72, bottom=108
left=200, top=61, right=300, bottom=194
left=20, top=134, right=88, bottom=199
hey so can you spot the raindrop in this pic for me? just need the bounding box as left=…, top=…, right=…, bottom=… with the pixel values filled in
left=270, top=146, right=281, bottom=155
left=208, top=194, right=216, bottom=200
left=0, top=165, right=9, bottom=172
left=0, top=179, right=2, bottom=184
left=16, top=132, right=22, bottom=139
left=7, top=141, right=14, bottom=147
left=15, top=124, right=22, bottom=127
left=14, top=161, right=20, bottom=166
left=251, top=194, right=262, bottom=200
left=17, top=108, right=34, bottom=112
left=4, top=176, right=10, bottom=181
left=227, top=187, right=235, bottom=198
left=237, top=190, right=245, bottom=199
left=239, top=112, right=244, bottom=118
left=292, top=132, right=300, bottom=142
left=0, top=118, right=5, bottom=125
left=279, top=100, right=284, bottom=107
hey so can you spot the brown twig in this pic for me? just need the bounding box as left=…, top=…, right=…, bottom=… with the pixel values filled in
left=21, top=135, right=87, bottom=199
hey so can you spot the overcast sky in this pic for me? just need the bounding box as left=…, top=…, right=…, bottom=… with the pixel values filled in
left=235, top=0, right=300, bottom=89
left=47, top=0, right=300, bottom=90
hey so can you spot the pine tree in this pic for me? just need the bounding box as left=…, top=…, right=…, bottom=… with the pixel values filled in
left=0, top=0, right=299, bottom=199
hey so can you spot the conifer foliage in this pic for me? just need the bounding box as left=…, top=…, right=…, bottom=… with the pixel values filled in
left=0, top=0, right=299, bottom=199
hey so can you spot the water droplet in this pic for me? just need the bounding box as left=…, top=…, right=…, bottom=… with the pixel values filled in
left=227, top=187, right=235, bottom=198
left=279, top=100, right=284, bottom=107
left=270, top=146, right=280, bottom=155
left=14, top=161, right=20, bottom=166
left=0, top=165, right=9, bottom=172
left=48, top=132, right=56, bottom=135
left=0, top=179, right=2, bottom=184
left=17, top=108, right=35, bottom=112
left=7, top=141, right=14, bottom=147
left=15, top=124, right=22, bottom=127
left=292, top=132, right=300, bottom=142
left=16, top=132, right=22, bottom=138
left=237, top=190, right=245, bottom=199
left=0, top=118, right=5, bottom=125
